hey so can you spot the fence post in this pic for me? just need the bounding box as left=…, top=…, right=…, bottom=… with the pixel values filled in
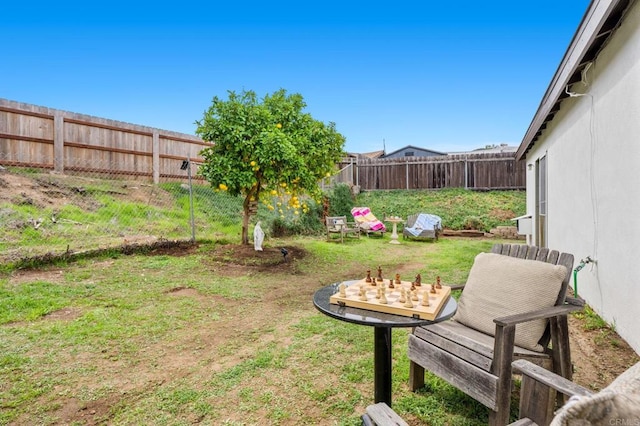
left=464, top=156, right=468, bottom=189
left=406, top=159, right=409, bottom=190
left=152, top=131, right=160, bottom=184
left=53, top=111, right=64, bottom=173
left=185, top=158, right=196, bottom=242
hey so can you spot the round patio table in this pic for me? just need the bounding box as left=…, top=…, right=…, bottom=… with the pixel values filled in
left=313, top=280, right=457, bottom=406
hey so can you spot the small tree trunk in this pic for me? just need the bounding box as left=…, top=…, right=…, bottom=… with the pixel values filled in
left=241, top=190, right=259, bottom=245
left=242, top=203, right=250, bottom=245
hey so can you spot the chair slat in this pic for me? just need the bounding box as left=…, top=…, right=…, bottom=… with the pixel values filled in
left=546, top=250, right=559, bottom=265
left=535, top=247, right=549, bottom=261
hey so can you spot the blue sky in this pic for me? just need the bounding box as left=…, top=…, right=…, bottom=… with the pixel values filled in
left=1, top=1, right=590, bottom=154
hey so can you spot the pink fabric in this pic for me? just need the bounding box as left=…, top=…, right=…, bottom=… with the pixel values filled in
left=350, top=207, right=386, bottom=232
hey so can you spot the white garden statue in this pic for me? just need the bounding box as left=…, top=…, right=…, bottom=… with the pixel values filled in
left=253, top=221, right=265, bottom=251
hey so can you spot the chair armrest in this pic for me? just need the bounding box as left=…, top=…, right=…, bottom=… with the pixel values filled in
left=494, top=304, right=583, bottom=327
left=448, top=283, right=465, bottom=291
left=512, top=359, right=593, bottom=398
left=564, top=296, right=585, bottom=307
left=363, top=403, right=409, bottom=426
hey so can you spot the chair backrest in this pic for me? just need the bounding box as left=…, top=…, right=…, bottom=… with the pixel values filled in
left=490, top=243, right=575, bottom=347
left=326, top=216, right=346, bottom=230
left=350, top=207, right=385, bottom=231
left=406, top=213, right=442, bottom=230
left=490, top=243, right=574, bottom=306
left=406, top=214, right=418, bottom=228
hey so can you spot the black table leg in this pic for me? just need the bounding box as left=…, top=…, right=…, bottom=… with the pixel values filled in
left=373, top=326, right=392, bottom=405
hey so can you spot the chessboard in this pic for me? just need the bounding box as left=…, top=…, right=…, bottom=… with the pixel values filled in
left=329, top=278, right=451, bottom=320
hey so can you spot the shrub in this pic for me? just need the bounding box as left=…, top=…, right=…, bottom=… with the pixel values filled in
left=327, top=183, right=355, bottom=217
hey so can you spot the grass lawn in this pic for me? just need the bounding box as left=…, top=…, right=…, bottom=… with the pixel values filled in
left=1, top=236, right=515, bottom=425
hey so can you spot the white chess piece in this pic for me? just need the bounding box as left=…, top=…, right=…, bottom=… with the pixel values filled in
left=399, top=288, right=406, bottom=303
left=253, top=221, right=265, bottom=251
left=403, top=296, right=414, bottom=308
left=339, top=283, right=346, bottom=297
left=359, top=286, right=368, bottom=301
left=421, top=290, right=430, bottom=306
left=411, top=290, right=419, bottom=301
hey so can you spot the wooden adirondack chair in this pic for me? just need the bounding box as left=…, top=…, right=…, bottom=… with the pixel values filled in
left=408, top=244, right=583, bottom=425
left=325, top=216, right=360, bottom=243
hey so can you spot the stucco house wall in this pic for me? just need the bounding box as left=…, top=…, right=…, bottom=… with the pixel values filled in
left=524, top=0, right=640, bottom=352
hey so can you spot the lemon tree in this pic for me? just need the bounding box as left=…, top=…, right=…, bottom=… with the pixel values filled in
left=196, top=89, right=346, bottom=244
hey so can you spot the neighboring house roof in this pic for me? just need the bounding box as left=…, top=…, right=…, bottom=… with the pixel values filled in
left=383, top=145, right=447, bottom=157
left=516, top=0, right=633, bottom=161
left=451, top=144, right=518, bottom=155
left=361, top=150, right=386, bottom=159
left=346, top=150, right=385, bottom=159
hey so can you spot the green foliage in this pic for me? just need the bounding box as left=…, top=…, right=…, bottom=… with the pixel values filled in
left=255, top=195, right=324, bottom=237
left=196, top=89, right=345, bottom=200
left=573, top=305, right=610, bottom=331
left=355, top=188, right=525, bottom=232
left=195, top=89, right=346, bottom=243
left=327, top=183, right=355, bottom=217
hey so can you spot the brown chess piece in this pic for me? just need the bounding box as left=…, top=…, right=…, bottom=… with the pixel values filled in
left=395, top=273, right=401, bottom=284
left=415, top=273, right=422, bottom=286
left=365, top=270, right=372, bottom=283
left=376, top=266, right=383, bottom=282
left=435, top=276, right=442, bottom=289
left=388, top=278, right=394, bottom=288
left=430, top=283, right=437, bottom=294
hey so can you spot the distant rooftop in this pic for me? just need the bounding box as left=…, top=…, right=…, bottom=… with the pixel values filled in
left=449, top=144, right=518, bottom=155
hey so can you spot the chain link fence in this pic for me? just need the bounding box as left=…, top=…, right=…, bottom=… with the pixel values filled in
left=0, top=153, right=247, bottom=266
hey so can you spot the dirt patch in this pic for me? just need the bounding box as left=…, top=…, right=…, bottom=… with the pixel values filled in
left=44, top=307, right=83, bottom=322
left=0, top=172, right=101, bottom=212
left=490, top=208, right=517, bottom=221
left=0, top=171, right=174, bottom=221
left=569, top=315, right=639, bottom=390
left=204, top=244, right=309, bottom=275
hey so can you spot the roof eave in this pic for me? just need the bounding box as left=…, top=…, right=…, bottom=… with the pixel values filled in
left=516, top=0, right=628, bottom=161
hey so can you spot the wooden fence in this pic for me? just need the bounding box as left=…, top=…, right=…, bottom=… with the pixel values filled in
left=0, top=98, right=211, bottom=182
left=336, top=152, right=525, bottom=190
left=1, top=98, right=524, bottom=190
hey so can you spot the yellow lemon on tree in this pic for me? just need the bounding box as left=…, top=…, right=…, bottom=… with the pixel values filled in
left=250, top=161, right=256, bottom=167
left=270, top=190, right=277, bottom=196
left=218, top=183, right=228, bottom=191
left=276, top=123, right=282, bottom=129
